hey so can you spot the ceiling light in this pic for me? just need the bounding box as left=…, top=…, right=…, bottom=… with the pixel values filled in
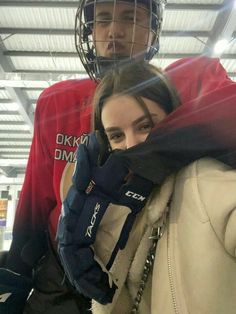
left=7, top=102, right=19, bottom=111
left=213, top=39, right=229, bottom=55
left=22, top=125, right=31, bottom=131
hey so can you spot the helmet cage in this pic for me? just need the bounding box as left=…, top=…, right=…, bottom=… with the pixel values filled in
left=75, top=0, right=166, bottom=80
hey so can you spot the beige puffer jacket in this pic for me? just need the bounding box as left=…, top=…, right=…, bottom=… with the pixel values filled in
left=92, top=158, right=236, bottom=314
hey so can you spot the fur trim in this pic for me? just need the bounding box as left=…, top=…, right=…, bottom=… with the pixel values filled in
left=147, top=174, right=175, bottom=224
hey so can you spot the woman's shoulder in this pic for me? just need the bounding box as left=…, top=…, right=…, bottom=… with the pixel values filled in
left=177, top=158, right=236, bottom=257
left=178, top=157, right=233, bottom=180
left=174, top=157, right=236, bottom=218
left=176, top=157, right=236, bottom=225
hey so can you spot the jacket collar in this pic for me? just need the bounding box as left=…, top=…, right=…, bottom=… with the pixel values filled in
left=146, top=174, right=175, bottom=226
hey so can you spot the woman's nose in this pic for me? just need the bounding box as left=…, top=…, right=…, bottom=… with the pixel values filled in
left=125, top=133, right=144, bottom=149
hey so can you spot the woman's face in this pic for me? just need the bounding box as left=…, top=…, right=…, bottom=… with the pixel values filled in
left=101, top=95, right=167, bottom=150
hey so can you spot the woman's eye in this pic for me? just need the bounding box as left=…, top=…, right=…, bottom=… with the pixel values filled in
left=138, top=123, right=153, bottom=132
left=108, top=133, right=123, bottom=142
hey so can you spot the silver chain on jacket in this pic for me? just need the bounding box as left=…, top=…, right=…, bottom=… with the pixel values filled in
left=130, top=224, right=164, bottom=313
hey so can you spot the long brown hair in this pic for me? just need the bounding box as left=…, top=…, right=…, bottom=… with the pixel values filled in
left=93, top=62, right=180, bottom=151
left=93, top=61, right=180, bottom=133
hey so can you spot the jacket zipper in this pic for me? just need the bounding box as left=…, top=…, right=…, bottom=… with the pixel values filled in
left=167, top=219, right=179, bottom=314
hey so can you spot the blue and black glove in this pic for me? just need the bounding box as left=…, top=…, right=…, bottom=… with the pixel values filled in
left=57, top=132, right=154, bottom=304
left=0, top=268, right=32, bottom=314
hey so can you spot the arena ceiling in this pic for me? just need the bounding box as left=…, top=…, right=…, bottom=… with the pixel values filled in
left=0, top=0, right=236, bottom=179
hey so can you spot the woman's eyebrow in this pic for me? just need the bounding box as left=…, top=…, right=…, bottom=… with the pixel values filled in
left=132, top=113, right=158, bottom=126
left=104, top=126, right=121, bottom=133
left=104, top=114, right=158, bottom=133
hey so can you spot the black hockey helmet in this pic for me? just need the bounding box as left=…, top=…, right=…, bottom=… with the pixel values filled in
left=75, top=0, right=166, bottom=80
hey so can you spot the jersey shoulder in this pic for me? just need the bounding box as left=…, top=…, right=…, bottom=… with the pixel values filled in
left=39, top=78, right=97, bottom=99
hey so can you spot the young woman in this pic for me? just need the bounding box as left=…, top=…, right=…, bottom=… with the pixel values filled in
left=83, top=62, right=236, bottom=313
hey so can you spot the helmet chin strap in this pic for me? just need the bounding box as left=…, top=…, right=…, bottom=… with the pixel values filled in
left=146, top=42, right=159, bottom=61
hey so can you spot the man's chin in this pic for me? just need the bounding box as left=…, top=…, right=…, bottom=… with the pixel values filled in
left=104, top=51, right=146, bottom=61
left=98, top=52, right=129, bottom=60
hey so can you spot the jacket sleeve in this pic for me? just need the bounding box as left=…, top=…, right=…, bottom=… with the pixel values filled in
left=195, top=158, right=236, bottom=257
left=5, top=90, right=57, bottom=277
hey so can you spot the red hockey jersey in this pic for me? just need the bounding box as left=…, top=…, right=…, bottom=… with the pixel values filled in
left=7, top=79, right=97, bottom=274
left=6, top=56, right=236, bottom=275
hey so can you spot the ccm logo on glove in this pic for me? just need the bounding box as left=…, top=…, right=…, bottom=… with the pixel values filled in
left=125, top=191, right=146, bottom=202
left=85, top=202, right=101, bottom=238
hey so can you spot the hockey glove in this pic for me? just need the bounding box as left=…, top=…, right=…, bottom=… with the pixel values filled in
left=0, top=268, right=32, bottom=314
left=57, top=132, right=154, bottom=304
